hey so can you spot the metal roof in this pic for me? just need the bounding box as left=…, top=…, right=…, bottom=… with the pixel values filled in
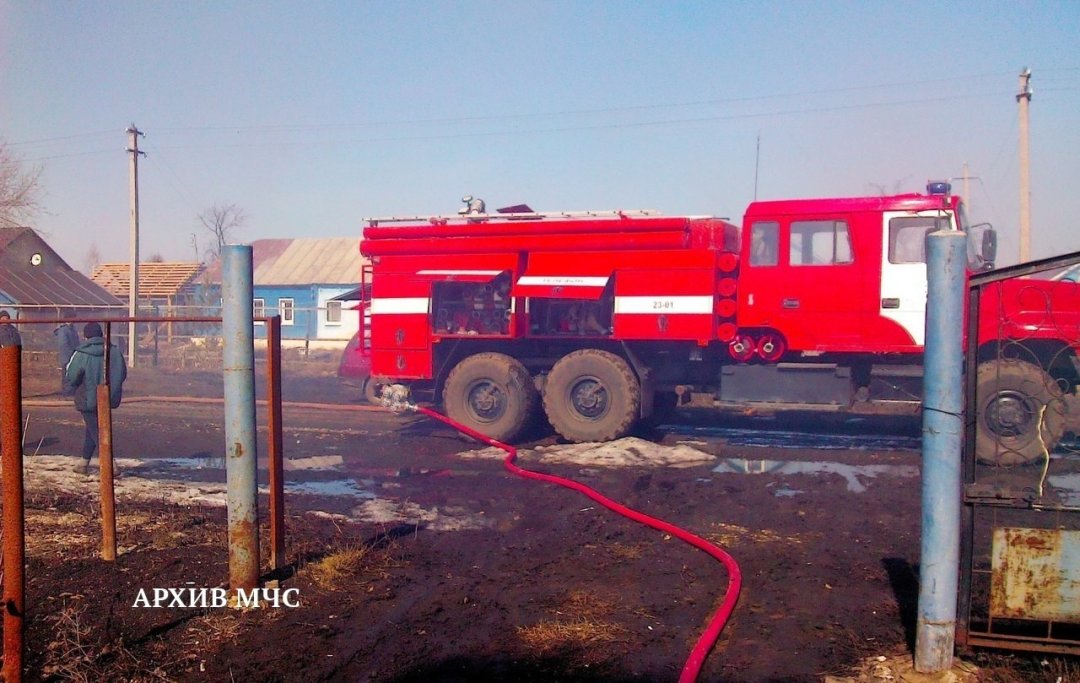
left=0, top=227, right=122, bottom=307
left=203, top=237, right=365, bottom=286
left=91, top=262, right=204, bottom=298
left=253, top=237, right=365, bottom=285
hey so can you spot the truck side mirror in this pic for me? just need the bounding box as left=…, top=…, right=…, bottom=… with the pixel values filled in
left=981, top=228, right=997, bottom=264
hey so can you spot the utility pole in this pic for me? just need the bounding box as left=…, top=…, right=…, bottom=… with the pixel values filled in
left=1017, top=69, right=1032, bottom=263
left=962, top=162, right=971, bottom=212
left=126, top=125, right=145, bottom=367
left=951, top=162, right=980, bottom=218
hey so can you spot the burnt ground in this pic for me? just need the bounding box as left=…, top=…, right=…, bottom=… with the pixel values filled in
left=4, top=357, right=1079, bottom=682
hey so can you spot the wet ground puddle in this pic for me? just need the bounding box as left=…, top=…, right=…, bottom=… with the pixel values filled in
left=712, top=458, right=919, bottom=495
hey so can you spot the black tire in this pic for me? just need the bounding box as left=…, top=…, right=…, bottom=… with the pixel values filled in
left=976, top=359, right=1066, bottom=466
left=443, top=353, right=538, bottom=443
left=543, top=349, right=640, bottom=442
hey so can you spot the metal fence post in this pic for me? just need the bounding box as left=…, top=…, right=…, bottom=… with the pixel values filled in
left=915, top=229, right=966, bottom=672
left=98, top=322, right=117, bottom=561
left=1, top=345, right=26, bottom=682
left=223, top=245, right=260, bottom=591
left=266, top=315, right=285, bottom=570
left=97, top=386, right=117, bottom=561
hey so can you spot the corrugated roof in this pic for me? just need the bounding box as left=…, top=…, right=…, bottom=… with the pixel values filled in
left=91, top=262, right=204, bottom=298
left=0, top=227, right=122, bottom=306
left=0, top=267, right=122, bottom=306
left=203, top=237, right=365, bottom=286
left=254, top=237, right=364, bottom=285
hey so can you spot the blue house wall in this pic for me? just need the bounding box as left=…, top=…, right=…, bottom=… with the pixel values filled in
left=253, top=285, right=317, bottom=340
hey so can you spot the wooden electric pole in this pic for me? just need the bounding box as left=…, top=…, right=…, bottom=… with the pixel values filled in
left=952, top=162, right=980, bottom=217
left=126, top=125, right=145, bottom=367
left=1017, top=69, right=1032, bottom=263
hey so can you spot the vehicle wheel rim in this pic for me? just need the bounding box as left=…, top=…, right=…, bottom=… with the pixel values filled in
left=985, top=390, right=1037, bottom=438
left=569, top=377, right=608, bottom=419
left=466, top=380, right=506, bottom=423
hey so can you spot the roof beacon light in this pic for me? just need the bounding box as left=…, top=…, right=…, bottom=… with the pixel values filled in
left=926, top=181, right=951, bottom=196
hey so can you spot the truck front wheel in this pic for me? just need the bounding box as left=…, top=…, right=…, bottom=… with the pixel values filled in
left=544, top=349, right=640, bottom=442
left=443, top=353, right=537, bottom=443
left=975, top=359, right=1066, bottom=466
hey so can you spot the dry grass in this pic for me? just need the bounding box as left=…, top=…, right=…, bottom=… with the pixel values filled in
left=306, top=544, right=394, bottom=590
left=518, top=590, right=629, bottom=654
left=182, top=611, right=246, bottom=650
left=40, top=602, right=157, bottom=683
left=707, top=521, right=812, bottom=546
left=25, top=509, right=96, bottom=556
left=605, top=542, right=646, bottom=561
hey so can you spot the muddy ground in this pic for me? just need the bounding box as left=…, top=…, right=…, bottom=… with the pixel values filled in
left=3, top=356, right=1078, bottom=681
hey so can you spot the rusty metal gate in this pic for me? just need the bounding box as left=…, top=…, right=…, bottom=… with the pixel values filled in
left=959, top=251, right=1080, bottom=653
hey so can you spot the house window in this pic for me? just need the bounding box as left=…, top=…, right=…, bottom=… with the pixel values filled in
left=326, top=300, right=343, bottom=325
left=279, top=298, right=295, bottom=326
left=790, top=220, right=853, bottom=265
left=253, top=298, right=265, bottom=325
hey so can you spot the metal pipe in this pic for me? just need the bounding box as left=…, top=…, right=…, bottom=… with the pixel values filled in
left=97, top=385, right=116, bottom=561
left=266, top=315, right=286, bottom=570
left=98, top=321, right=117, bottom=561
left=222, top=245, right=260, bottom=591
left=915, top=229, right=967, bottom=672
left=1, top=345, right=26, bottom=682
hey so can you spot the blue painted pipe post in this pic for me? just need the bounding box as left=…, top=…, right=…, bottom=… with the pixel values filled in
left=915, top=229, right=966, bottom=672
left=222, top=245, right=260, bottom=591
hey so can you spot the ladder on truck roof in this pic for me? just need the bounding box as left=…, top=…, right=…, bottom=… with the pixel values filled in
left=365, top=209, right=665, bottom=227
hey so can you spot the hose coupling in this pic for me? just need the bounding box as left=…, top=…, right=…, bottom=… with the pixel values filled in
left=379, top=384, right=417, bottom=413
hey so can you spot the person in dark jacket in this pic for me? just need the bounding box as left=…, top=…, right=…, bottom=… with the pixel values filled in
left=64, top=322, right=127, bottom=471
left=0, top=310, right=20, bottom=348
left=54, top=314, right=80, bottom=393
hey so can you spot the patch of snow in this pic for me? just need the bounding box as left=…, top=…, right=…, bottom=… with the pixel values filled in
left=457, top=437, right=716, bottom=469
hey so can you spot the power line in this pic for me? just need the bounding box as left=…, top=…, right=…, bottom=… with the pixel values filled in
left=19, top=148, right=117, bottom=162
left=7, top=130, right=118, bottom=147
left=150, top=91, right=1002, bottom=153
left=154, top=71, right=1011, bottom=135
left=146, top=149, right=201, bottom=215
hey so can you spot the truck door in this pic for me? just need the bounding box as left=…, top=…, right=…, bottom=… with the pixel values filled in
left=780, top=218, right=868, bottom=349
left=739, top=217, right=869, bottom=351
left=878, top=210, right=952, bottom=348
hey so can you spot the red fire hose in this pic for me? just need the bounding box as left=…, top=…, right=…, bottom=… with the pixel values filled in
left=415, top=405, right=742, bottom=683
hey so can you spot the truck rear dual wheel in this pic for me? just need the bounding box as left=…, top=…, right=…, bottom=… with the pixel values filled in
left=544, top=349, right=640, bottom=442
left=975, top=359, right=1066, bottom=466
left=443, top=353, right=538, bottom=443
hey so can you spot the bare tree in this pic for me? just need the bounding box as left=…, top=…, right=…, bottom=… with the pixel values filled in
left=85, top=243, right=102, bottom=274
left=0, top=138, right=44, bottom=227
left=196, top=202, right=246, bottom=262
left=865, top=177, right=912, bottom=196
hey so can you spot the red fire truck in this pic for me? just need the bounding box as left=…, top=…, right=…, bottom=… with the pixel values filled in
left=349, top=187, right=1080, bottom=465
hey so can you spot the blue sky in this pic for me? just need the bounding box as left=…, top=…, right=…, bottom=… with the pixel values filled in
left=2, top=1, right=1078, bottom=271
